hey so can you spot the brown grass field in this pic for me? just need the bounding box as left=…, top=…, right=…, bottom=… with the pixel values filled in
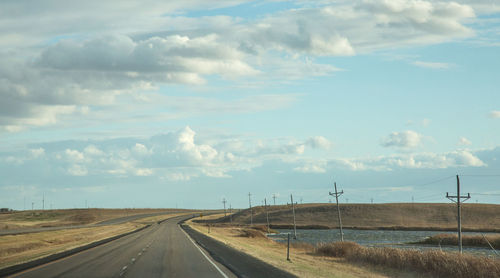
left=189, top=214, right=500, bottom=278
left=189, top=215, right=424, bottom=278
left=204, top=203, right=500, bottom=232
left=416, top=233, right=500, bottom=249
left=0, top=212, right=190, bottom=269
left=0, top=208, right=187, bottom=230
left=315, top=241, right=500, bottom=278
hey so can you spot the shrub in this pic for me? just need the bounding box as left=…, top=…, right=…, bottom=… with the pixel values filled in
left=315, top=241, right=500, bottom=278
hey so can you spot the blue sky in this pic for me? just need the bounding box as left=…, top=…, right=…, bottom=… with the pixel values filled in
left=1, top=0, right=499, bottom=209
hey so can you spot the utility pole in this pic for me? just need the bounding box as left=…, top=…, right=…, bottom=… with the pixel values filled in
left=264, top=198, right=270, bottom=233
left=272, top=194, right=276, bottom=206
left=222, top=198, right=227, bottom=217
left=42, top=194, right=45, bottom=210
left=229, top=204, right=232, bottom=224
left=248, top=192, right=253, bottom=226
left=290, top=194, right=297, bottom=239
left=446, top=175, right=470, bottom=254
left=24, top=197, right=26, bottom=211
left=371, top=198, right=373, bottom=204
left=329, top=182, right=344, bottom=241
left=31, top=202, right=34, bottom=211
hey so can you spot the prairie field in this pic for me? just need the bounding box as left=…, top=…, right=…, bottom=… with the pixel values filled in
left=0, top=208, right=186, bottom=230
left=204, top=203, right=500, bottom=232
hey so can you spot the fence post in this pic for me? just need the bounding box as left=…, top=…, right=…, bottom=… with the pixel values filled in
left=287, top=233, right=291, bottom=261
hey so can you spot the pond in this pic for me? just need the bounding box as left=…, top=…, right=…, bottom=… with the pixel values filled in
left=267, top=229, right=500, bottom=257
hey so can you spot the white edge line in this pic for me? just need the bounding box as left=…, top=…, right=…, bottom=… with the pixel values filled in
left=178, top=224, right=229, bottom=278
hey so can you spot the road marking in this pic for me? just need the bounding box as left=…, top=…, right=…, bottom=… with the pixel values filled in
left=179, top=225, right=229, bottom=278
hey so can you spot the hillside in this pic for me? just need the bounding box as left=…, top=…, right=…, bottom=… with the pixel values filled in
left=202, top=203, right=500, bottom=232
left=0, top=208, right=188, bottom=230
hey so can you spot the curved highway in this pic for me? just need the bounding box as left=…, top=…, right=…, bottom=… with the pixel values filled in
left=11, top=216, right=236, bottom=278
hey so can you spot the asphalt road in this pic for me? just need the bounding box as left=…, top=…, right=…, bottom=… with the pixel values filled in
left=10, top=216, right=236, bottom=278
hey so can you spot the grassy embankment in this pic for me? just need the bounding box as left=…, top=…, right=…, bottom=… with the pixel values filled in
left=189, top=215, right=422, bottom=278
left=0, top=212, right=190, bottom=269
left=316, top=241, right=500, bottom=278
left=205, top=203, right=500, bottom=232
left=189, top=213, right=500, bottom=278
left=415, top=233, right=500, bottom=249
left=0, top=208, right=184, bottom=230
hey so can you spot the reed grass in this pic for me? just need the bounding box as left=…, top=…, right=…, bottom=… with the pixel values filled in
left=315, top=241, right=500, bottom=278
left=418, top=233, right=500, bottom=249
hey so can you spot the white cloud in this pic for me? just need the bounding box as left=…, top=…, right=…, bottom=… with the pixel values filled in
left=64, top=149, right=85, bottom=162
left=30, top=148, right=45, bottom=158
left=0, top=0, right=479, bottom=132
left=489, top=110, right=500, bottom=118
left=294, top=163, right=327, bottom=173
left=381, top=130, right=424, bottom=148
left=306, top=136, right=332, bottom=149
left=458, top=137, right=472, bottom=146
left=135, top=168, right=153, bottom=176
left=68, top=164, right=88, bottom=176
left=84, top=145, right=104, bottom=156
left=413, top=61, right=452, bottom=69
left=132, top=143, right=151, bottom=156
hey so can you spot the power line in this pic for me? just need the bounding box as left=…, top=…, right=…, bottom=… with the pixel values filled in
left=460, top=174, right=500, bottom=177
left=470, top=193, right=500, bottom=196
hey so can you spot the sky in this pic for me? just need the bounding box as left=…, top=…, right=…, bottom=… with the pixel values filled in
left=1, top=0, right=499, bottom=210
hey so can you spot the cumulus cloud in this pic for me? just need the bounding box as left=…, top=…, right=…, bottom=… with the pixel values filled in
left=294, top=163, right=327, bottom=173
left=306, top=136, right=332, bottom=149
left=413, top=61, right=452, bottom=69
left=489, top=110, right=500, bottom=118
left=458, top=137, right=472, bottom=146
left=381, top=130, right=424, bottom=148
left=326, top=149, right=486, bottom=171
left=0, top=0, right=479, bottom=131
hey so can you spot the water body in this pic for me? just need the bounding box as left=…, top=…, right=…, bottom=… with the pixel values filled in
left=267, top=229, right=500, bottom=257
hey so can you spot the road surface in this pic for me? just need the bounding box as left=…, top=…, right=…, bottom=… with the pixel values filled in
left=9, top=216, right=295, bottom=278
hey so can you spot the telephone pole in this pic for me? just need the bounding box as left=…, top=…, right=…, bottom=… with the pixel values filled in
left=290, top=194, right=297, bottom=239
left=446, top=175, right=470, bottom=253
left=248, top=192, right=253, bottom=226
left=264, top=198, right=270, bottom=233
left=329, top=182, right=344, bottom=241
left=272, top=194, right=276, bottom=206
left=222, top=198, right=227, bottom=217
left=42, top=194, right=45, bottom=210
left=229, top=204, right=233, bottom=223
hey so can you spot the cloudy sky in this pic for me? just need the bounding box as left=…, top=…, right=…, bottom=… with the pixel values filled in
left=1, top=0, right=499, bottom=209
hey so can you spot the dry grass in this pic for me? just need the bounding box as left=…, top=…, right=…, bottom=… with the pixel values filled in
left=0, top=208, right=186, bottom=230
left=188, top=219, right=422, bottom=278
left=222, top=203, right=500, bottom=232
left=0, top=212, right=189, bottom=269
left=315, top=241, right=500, bottom=278
left=0, top=223, right=142, bottom=269
left=417, top=233, right=500, bottom=249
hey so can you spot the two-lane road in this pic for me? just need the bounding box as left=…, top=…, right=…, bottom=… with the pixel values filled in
left=11, top=216, right=235, bottom=278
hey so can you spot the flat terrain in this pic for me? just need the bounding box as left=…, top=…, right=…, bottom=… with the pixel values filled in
left=0, top=213, right=187, bottom=269
left=7, top=215, right=237, bottom=278
left=205, top=203, right=500, bottom=232
left=0, top=208, right=187, bottom=231
left=188, top=215, right=416, bottom=278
